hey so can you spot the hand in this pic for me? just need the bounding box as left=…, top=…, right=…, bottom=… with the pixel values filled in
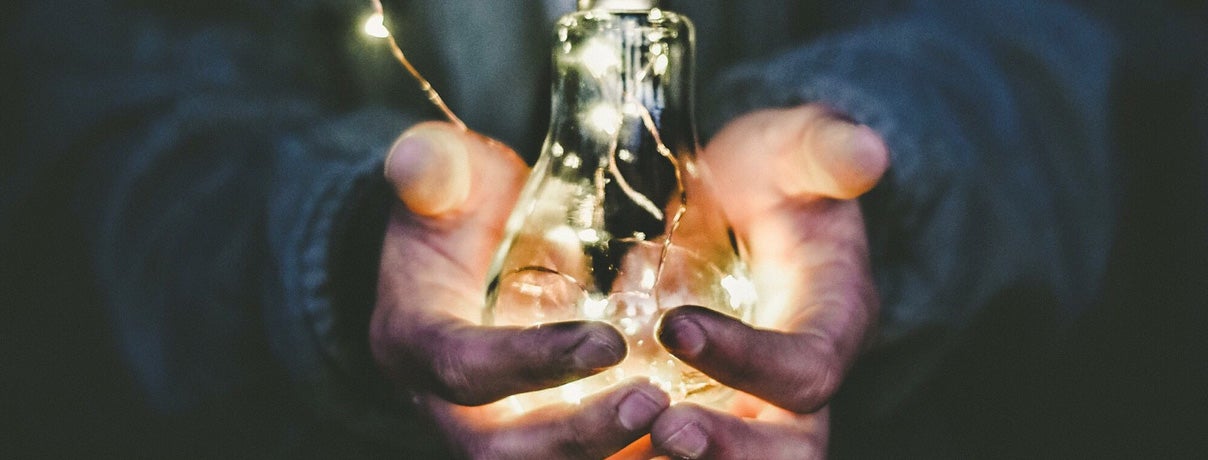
left=650, top=105, right=889, bottom=459
left=371, top=122, right=671, bottom=459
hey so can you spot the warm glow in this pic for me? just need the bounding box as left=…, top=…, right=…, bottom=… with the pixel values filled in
left=577, top=228, right=602, bottom=244
left=639, top=267, right=656, bottom=290
left=652, top=53, right=670, bottom=76
left=560, top=382, right=586, bottom=405
left=587, top=104, right=622, bottom=135
left=545, top=226, right=580, bottom=247
left=721, top=275, right=757, bottom=311
left=579, top=39, right=620, bottom=78
left=617, top=148, right=635, bottom=163
left=582, top=295, right=609, bottom=319
left=363, top=12, right=390, bottom=38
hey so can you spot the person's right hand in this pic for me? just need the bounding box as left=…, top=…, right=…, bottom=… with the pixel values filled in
left=371, top=122, right=671, bottom=459
left=649, top=105, right=888, bottom=459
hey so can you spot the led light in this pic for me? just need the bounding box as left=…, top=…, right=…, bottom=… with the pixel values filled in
left=577, top=228, right=601, bottom=243
left=582, top=295, right=609, bottom=319
left=562, top=152, right=583, bottom=169
left=587, top=104, right=622, bottom=136
left=652, top=54, right=670, bottom=76
left=721, top=275, right=758, bottom=311
left=619, top=317, right=640, bottom=336
left=640, top=267, right=656, bottom=290
left=579, top=39, right=620, bottom=78
left=363, top=12, right=390, bottom=38
left=545, top=226, right=579, bottom=247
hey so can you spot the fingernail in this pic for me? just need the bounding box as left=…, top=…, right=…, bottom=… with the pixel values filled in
left=385, top=129, right=442, bottom=184
left=385, top=126, right=471, bottom=216
left=617, top=387, right=666, bottom=431
left=658, top=314, right=706, bottom=358
left=573, top=331, right=625, bottom=370
left=663, top=422, right=708, bottom=459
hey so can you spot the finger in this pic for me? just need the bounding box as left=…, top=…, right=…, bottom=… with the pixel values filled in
left=651, top=403, right=828, bottom=460
left=377, top=125, right=527, bottom=320
left=657, top=306, right=844, bottom=414
left=384, top=122, right=470, bottom=216
left=374, top=317, right=627, bottom=406
left=427, top=379, right=671, bottom=460
left=682, top=154, right=879, bottom=410
left=793, top=108, right=889, bottom=200
left=702, top=105, right=888, bottom=225
left=385, top=122, right=525, bottom=216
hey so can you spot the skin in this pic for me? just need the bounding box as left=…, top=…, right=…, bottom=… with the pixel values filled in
left=371, top=105, right=889, bottom=459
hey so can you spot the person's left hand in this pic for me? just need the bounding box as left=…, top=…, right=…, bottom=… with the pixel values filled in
left=649, top=105, right=889, bottom=459
left=372, top=122, right=671, bottom=459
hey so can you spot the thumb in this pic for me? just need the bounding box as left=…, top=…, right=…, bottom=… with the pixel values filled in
left=704, top=105, right=889, bottom=209
left=789, top=107, right=889, bottom=200
left=384, top=122, right=473, bottom=216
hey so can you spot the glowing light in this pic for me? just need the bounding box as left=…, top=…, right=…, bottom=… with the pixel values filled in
left=619, top=317, right=640, bottom=336
left=363, top=12, right=390, bottom=38
left=587, top=104, right=622, bottom=135
left=518, top=282, right=544, bottom=298
left=573, top=195, right=596, bottom=228
left=577, top=228, right=601, bottom=243
left=648, top=43, right=670, bottom=76
left=720, top=275, right=758, bottom=311
left=618, top=148, right=635, bottom=163
left=580, top=39, right=619, bottom=78
left=653, top=54, right=670, bottom=76
left=545, top=226, right=580, bottom=247
left=561, top=382, right=586, bottom=405
left=582, top=295, right=609, bottom=319
left=639, top=267, right=656, bottom=290
left=562, top=152, right=582, bottom=169
left=613, top=367, right=627, bottom=380
left=550, top=142, right=566, bottom=158
left=506, top=396, right=525, bottom=414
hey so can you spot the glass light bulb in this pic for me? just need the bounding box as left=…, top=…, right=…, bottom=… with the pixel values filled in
left=484, top=7, right=755, bottom=412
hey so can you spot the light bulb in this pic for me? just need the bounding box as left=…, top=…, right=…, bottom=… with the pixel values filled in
left=484, top=6, right=755, bottom=412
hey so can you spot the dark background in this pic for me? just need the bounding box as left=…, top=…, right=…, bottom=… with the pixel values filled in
left=4, top=0, right=1208, bottom=458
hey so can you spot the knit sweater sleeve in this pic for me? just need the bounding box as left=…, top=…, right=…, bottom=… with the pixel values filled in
left=8, top=0, right=440, bottom=453
left=706, top=0, right=1119, bottom=419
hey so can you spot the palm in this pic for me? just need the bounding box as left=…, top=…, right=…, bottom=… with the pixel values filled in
left=371, top=123, right=671, bottom=459
left=647, top=105, right=886, bottom=459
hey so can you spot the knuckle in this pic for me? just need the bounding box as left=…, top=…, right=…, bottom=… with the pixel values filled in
left=368, top=311, right=418, bottom=383
left=786, top=336, right=842, bottom=413
left=555, top=410, right=609, bottom=460
left=556, top=436, right=601, bottom=460
left=465, top=433, right=508, bottom=460
left=431, top=351, right=481, bottom=404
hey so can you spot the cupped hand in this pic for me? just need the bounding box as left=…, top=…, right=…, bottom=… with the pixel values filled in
left=371, top=122, right=670, bottom=459
left=651, top=105, right=889, bottom=459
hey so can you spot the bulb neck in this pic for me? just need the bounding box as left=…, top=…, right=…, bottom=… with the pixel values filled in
left=546, top=9, right=697, bottom=168
left=578, top=0, right=659, bottom=11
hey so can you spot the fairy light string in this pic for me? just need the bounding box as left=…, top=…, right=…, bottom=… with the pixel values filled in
left=368, top=0, right=466, bottom=130
left=368, top=1, right=687, bottom=308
